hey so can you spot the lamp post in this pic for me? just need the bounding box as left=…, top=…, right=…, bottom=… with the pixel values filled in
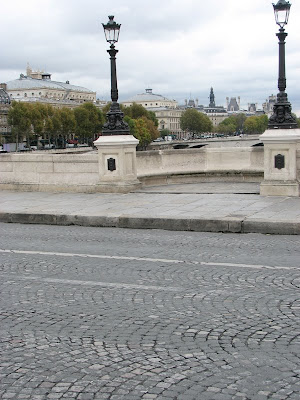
left=102, top=16, right=130, bottom=136
left=268, top=0, right=297, bottom=129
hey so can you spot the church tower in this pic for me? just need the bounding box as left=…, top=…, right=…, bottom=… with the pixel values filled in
left=209, top=87, right=215, bottom=108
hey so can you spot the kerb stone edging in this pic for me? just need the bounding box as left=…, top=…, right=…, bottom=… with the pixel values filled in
left=0, top=212, right=299, bottom=235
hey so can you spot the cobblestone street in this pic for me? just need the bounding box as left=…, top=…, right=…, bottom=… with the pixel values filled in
left=0, top=223, right=300, bottom=400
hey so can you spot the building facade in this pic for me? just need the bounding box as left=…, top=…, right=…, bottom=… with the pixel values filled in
left=226, top=97, right=240, bottom=112
left=0, top=87, right=12, bottom=144
left=153, top=108, right=185, bottom=138
left=122, top=89, right=184, bottom=137
left=122, top=89, right=178, bottom=109
left=262, top=95, right=276, bottom=116
left=4, top=65, right=96, bottom=105
left=203, top=88, right=228, bottom=127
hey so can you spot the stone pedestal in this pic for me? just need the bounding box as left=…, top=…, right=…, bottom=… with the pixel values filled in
left=93, top=135, right=141, bottom=193
left=259, top=129, right=300, bottom=196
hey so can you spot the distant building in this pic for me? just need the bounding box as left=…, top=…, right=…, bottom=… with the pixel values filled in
left=122, top=89, right=178, bottom=109
left=122, top=89, right=183, bottom=137
left=204, top=88, right=228, bottom=127
left=226, top=96, right=240, bottom=112
left=0, top=85, right=11, bottom=141
left=248, top=103, right=257, bottom=113
left=5, top=65, right=97, bottom=106
left=262, top=94, right=276, bottom=115
left=152, top=107, right=185, bottom=139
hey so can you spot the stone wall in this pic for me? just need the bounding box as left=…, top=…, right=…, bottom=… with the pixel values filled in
left=0, top=146, right=264, bottom=193
left=297, top=150, right=300, bottom=183
left=136, top=147, right=264, bottom=185
left=0, top=152, right=99, bottom=192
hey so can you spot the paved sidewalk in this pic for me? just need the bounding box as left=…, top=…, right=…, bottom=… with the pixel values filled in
left=0, top=182, right=300, bottom=234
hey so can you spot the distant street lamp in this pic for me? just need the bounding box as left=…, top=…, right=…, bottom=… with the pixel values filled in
left=101, top=15, right=130, bottom=135
left=268, top=0, right=297, bottom=129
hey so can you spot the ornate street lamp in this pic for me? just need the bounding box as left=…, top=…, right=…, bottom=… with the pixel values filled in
left=268, top=0, right=297, bottom=129
left=101, top=16, right=130, bottom=135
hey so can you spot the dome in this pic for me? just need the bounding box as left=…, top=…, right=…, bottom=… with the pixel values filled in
left=6, top=75, right=94, bottom=94
left=124, top=89, right=173, bottom=103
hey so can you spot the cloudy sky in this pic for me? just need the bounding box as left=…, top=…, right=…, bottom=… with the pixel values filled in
left=1, top=0, right=300, bottom=114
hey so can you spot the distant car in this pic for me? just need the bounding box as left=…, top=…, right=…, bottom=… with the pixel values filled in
left=153, top=138, right=164, bottom=142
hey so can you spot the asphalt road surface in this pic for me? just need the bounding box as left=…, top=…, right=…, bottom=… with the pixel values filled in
left=0, top=223, right=300, bottom=400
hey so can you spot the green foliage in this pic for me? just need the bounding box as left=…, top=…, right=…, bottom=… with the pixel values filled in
left=123, top=103, right=159, bottom=126
left=180, top=109, right=213, bottom=137
left=74, top=102, right=104, bottom=142
left=7, top=101, right=106, bottom=148
left=141, top=116, right=159, bottom=142
left=116, top=103, right=159, bottom=150
left=292, top=113, right=300, bottom=128
left=217, top=114, right=246, bottom=135
left=134, top=118, right=152, bottom=150
left=8, top=101, right=33, bottom=146
left=56, top=108, right=76, bottom=136
left=219, top=123, right=236, bottom=135
left=244, top=115, right=268, bottom=134
left=218, top=113, right=268, bottom=135
left=7, top=100, right=158, bottom=150
left=123, top=103, right=148, bottom=119
left=123, top=114, right=158, bottom=150
left=147, top=111, right=159, bottom=127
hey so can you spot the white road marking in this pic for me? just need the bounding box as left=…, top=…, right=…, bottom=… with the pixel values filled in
left=0, top=249, right=298, bottom=271
left=12, top=275, right=181, bottom=292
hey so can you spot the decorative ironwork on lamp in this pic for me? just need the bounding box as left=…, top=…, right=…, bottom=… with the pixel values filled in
left=101, top=16, right=130, bottom=136
left=268, top=0, right=297, bottom=129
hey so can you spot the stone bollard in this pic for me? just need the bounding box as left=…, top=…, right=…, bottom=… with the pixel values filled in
left=93, top=135, right=141, bottom=193
left=259, top=129, right=300, bottom=196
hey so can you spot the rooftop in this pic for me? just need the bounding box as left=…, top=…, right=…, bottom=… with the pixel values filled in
left=6, top=75, right=95, bottom=94
left=123, top=89, right=176, bottom=103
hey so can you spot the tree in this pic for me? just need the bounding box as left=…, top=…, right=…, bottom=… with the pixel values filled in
left=123, top=115, right=154, bottom=150
left=244, top=115, right=268, bottom=134
left=52, top=108, right=76, bottom=147
left=217, top=114, right=247, bottom=135
left=180, top=109, right=213, bottom=138
left=8, top=101, right=32, bottom=150
left=30, top=103, right=51, bottom=147
left=123, top=103, right=159, bottom=127
left=141, top=116, right=159, bottom=142
left=58, top=108, right=76, bottom=136
left=234, top=114, right=247, bottom=132
left=218, top=122, right=236, bottom=135
left=147, top=111, right=159, bottom=127
left=102, top=103, right=159, bottom=149
left=123, top=103, right=149, bottom=119
left=74, top=103, right=104, bottom=144
left=134, top=118, right=152, bottom=150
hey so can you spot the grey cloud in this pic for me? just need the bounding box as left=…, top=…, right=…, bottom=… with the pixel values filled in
left=1, top=0, right=299, bottom=115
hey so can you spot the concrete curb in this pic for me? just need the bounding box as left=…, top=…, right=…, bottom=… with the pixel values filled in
left=0, top=212, right=299, bottom=235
